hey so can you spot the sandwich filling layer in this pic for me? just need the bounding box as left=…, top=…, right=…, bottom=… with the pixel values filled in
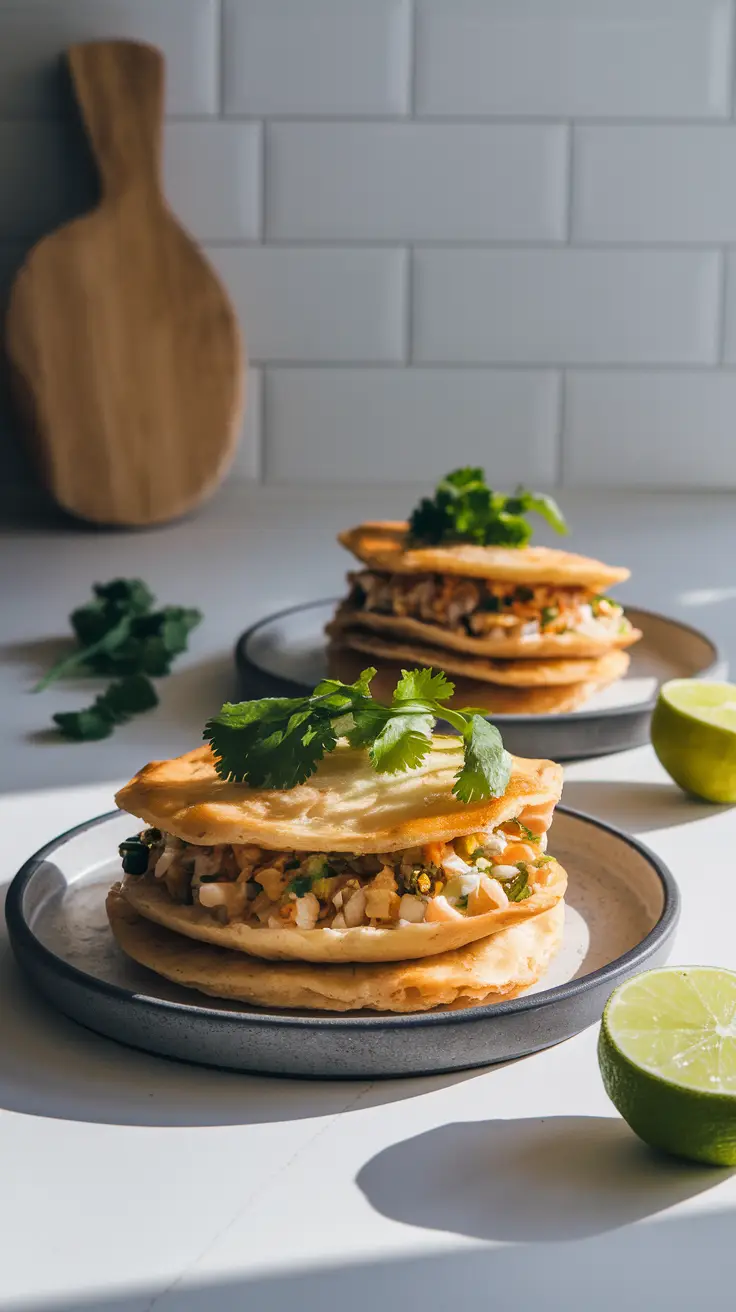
left=120, top=820, right=555, bottom=933
left=348, top=570, right=630, bottom=644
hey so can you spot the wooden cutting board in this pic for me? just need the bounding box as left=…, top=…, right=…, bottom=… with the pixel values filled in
left=5, top=40, right=244, bottom=527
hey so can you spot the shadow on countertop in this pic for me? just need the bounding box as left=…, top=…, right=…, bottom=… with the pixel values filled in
left=0, top=651, right=238, bottom=793
left=357, top=1115, right=731, bottom=1244
left=561, top=778, right=730, bottom=833
left=0, top=885, right=477, bottom=1128
left=18, top=1198, right=736, bottom=1311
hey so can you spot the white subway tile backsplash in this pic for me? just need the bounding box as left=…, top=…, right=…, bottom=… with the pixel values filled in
left=264, top=368, right=560, bottom=484
left=0, top=0, right=219, bottom=117
left=413, top=249, right=721, bottom=365
left=223, top=0, right=410, bottom=116
left=415, top=0, right=732, bottom=120
left=206, top=247, right=406, bottom=363
left=3, top=0, right=736, bottom=502
left=267, top=122, right=568, bottom=242
left=164, top=123, right=261, bottom=242
left=575, top=127, right=736, bottom=244
left=564, top=371, right=736, bottom=487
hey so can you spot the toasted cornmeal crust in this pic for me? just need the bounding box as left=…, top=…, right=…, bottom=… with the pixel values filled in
left=115, top=737, right=563, bottom=854
left=118, top=855, right=566, bottom=963
left=330, top=603, right=642, bottom=660
left=328, top=625, right=630, bottom=689
left=339, top=523, right=630, bottom=590
left=327, top=646, right=622, bottom=716
left=108, top=884, right=564, bottom=1004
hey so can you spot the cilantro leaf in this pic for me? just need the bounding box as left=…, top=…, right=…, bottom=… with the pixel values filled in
left=453, top=716, right=512, bottom=803
left=408, top=468, right=568, bottom=549
left=53, top=675, right=158, bottom=741
left=369, top=712, right=434, bottom=774
left=314, top=667, right=376, bottom=700
left=205, top=666, right=512, bottom=802
left=392, top=667, right=454, bottom=704
left=504, top=489, right=568, bottom=537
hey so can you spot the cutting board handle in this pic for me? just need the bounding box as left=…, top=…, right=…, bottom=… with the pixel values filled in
left=67, top=40, right=164, bottom=201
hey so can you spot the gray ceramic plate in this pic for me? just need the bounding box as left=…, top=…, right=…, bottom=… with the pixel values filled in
left=6, top=808, right=678, bottom=1079
left=235, top=600, right=724, bottom=761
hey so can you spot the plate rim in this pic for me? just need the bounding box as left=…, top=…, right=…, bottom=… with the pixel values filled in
left=235, top=597, right=724, bottom=726
left=5, top=806, right=680, bottom=1033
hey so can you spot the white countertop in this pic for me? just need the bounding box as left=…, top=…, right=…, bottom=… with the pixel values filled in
left=2, top=486, right=736, bottom=1312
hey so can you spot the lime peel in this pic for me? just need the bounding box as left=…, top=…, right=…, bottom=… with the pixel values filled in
left=651, top=679, right=736, bottom=803
left=599, top=967, right=736, bottom=1166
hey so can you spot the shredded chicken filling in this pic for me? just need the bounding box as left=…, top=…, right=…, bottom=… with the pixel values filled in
left=347, top=570, right=628, bottom=641
left=121, top=822, right=555, bottom=930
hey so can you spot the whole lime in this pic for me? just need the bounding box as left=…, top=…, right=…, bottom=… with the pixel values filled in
left=599, top=967, right=736, bottom=1167
left=651, top=679, right=736, bottom=803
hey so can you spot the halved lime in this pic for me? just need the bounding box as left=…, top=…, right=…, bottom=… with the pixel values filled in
left=651, top=679, right=736, bottom=803
left=599, top=967, right=736, bottom=1165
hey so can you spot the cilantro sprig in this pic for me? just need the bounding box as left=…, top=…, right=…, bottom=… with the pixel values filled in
left=52, top=674, right=158, bottom=742
left=34, top=578, right=201, bottom=742
left=205, top=667, right=511, bottom=803
left=409, top=468, right=568, bottom=549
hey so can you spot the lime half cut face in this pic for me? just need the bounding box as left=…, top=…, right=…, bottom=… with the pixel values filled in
left=660, top=680, right=736, bottom=733
left=599, top=967, right=736, bottom=1165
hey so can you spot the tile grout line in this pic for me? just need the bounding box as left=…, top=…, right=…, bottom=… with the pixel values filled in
left=8, top=113, right=736, bottom=127
left=718, top=248, right=729, bottom=363
left=565, top=123, right=574, bottom=243
left=408, top=0, right=418, bottom=116
left=191, top=238, right=733, bottom=253
left=557, top=369, right=567, bottom=486
left=217, top=0, right=225, bottom=117
left=404, top=247, right=413, bottom=363
left=724, top=0, right=729, bottom=118
left=259, top=120, right=268, bottom=241
left=258, top=367, right=269, bottom=483
left=245, top=360, right=728, bottom=373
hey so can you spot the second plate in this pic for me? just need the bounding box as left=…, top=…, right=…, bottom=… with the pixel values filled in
left=235, top=600, right=724, bottom=761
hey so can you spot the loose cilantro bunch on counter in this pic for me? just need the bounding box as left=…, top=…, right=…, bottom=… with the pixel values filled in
left=35, top=579, right=201, bottom=742
left=34, top=579, right=201, bottom=691
left=205, top=666, right=511, bottom=803
left=409, top=467, right=568, bottom=548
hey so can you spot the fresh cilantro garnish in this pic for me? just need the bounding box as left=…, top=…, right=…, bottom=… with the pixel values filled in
left=540, top=606, right=559, bottom=629
left=408, top=468, right=568, bottom=549
left=53, top=674, right=158, bottom=741
left=509, top=818, right=540, bottom=844
left=34, top=579, right=201, bottom=691
left=204, top=667, right=512, bottom=803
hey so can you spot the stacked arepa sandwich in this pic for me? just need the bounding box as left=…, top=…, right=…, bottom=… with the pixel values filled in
left=328, top=468, right=640, bottom=715
left=108, top=667, right=568, bottom=1013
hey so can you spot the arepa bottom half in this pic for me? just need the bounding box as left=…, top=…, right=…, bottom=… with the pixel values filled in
left=327, top=643, right=626, bottom=715
left=107, top=885, right=565, bottom=1014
